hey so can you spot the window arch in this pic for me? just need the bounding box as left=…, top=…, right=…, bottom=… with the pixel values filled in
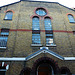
left=60, top=67, right=71, bottom=75
left=44, top=17, right=54, bottom=45
left=4, top=11, right=13, bottom=20
left=68, top=14, right=75, bottom=23
left=32, top=16, right=40, bottom=30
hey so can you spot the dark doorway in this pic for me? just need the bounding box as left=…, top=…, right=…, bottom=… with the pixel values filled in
left=37, top=63, right=53, bottom=75
left=23, top=70, right=30, bottom=75
left=20, top=67, right=31, bottom=75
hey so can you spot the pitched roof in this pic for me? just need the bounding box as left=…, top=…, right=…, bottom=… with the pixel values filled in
left=0, top=0, right=75, bottom=11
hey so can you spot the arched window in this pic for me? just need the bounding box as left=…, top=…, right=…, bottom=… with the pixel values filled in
left=32, top=17, right=41, bottom=44
left=44, top=17, right=52, bottom=30
left=60, top=67, right=71, bottom=75
left=68, top=14, right=75, bottom=23
left=44, top=17, right=54, bottom=45
left=32, top=16, right=40, bottom=30
left=4, top=11, right=13, bottom=20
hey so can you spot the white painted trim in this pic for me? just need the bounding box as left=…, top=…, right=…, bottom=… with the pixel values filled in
left=64, top=57, right=75, bottom=60
left=0, top=48, right=75, bottom=61
left=0, top=47, right=6, bottom=49
left=0, top=57, right=26, bottom=61
left=27, top=50, right=44, bottom=60
left=0, top=57, right=75, bottom=61
left=2, top=62, right=4, bottom=67
left=46, top=44, right=56, bottom=47
left=45, top=50, right=64, bottom=60
left=31, top=44, right=42, bottom=46
left=6, top=65, right=9, bottom=71
left=40, top=47, right=48, bottom=49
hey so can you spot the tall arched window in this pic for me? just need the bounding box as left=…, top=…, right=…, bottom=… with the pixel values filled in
left=44, top=17, right=53, bottom=45
left=32, top=16, right=40, bottom=30
left=4, top=11, right=13, bottom=20
left=68, top=14, right=75, bottom=23
left=32, top=17, right=41, bottom=44
left=44, top=17, right=52, bottom=30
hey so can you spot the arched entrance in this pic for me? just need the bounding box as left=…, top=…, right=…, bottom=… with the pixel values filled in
left=32, top=57, right=60, bottom=75
left=37, top=63, right=54, bottom=75
left=60, top=67, right=71, bottom=75
left=20, top=67, right=31, bottom=75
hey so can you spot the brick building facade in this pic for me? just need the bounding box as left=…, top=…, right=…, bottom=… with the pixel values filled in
left=0, top=0, right=75, bottom=75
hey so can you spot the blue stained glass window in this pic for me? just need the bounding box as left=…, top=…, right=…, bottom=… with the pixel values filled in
left=44, top=18, right=52, bottom=30
left=1, top=32, right=9, bottom=35
left=44, top=17, right=54, bottom=45
left=46, top=37, right=53, bottom=45
left=32, top=17, right=40, bottom=30
left=5, top=11, right=13, bottom=20
left=68, top=14, right=75, bottom=23
left=36, top=9, right=47, bottom=16
left=32, top=34, right=41, bottom=44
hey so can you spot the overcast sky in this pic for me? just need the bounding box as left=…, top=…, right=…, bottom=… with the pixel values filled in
left=0, top=0, right=75, bottom=8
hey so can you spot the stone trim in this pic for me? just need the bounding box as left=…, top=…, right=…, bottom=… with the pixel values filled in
left=31, top=44, right=42, bottom=47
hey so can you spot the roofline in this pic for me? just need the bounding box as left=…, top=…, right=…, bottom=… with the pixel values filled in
left=0, top=0, right=74, bottom=11
left=20, top=0, right=75, bottom=11
left=0, top=1, right=21, bottom=8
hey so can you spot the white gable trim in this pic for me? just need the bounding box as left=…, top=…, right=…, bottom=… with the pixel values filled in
left=0, top=47, right=75, bottom=61
left=26, top=48, right=64, bottom=60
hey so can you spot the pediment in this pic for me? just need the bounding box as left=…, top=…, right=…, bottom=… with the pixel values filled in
left=26, top=47, right=64, bottom=60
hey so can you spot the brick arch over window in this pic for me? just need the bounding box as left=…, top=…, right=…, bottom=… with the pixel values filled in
left=34, top=7, right=48, bottom=16
left=31, top=15, right=41, bottom=20
left=60, top=67, right=71, bottom=75
left=4, top=9, right=15, bottom=13
left=20, top=67, right=32, bottom=75
left=66, top=13, right=75, bottom=17
left=32, top=57, right=60, bottom=74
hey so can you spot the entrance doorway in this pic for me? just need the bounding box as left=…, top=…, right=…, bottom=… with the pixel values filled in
left=37, top=63, right=54, bottom=75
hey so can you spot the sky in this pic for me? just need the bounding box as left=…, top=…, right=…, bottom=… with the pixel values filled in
left=0, top=0, right=75, bottom=8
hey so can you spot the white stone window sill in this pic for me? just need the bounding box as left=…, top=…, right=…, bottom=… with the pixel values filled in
left=0, top=47, right=6, bottom=49
left=46, top=44, right=56, bottom=47
left=31, top=44, right=42, bottom=47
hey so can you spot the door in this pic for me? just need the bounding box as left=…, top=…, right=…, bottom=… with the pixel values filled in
left=37, top=63, right=52, bottom=75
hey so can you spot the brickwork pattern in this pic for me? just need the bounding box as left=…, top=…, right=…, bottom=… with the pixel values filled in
left=0, top=1, right=75, bottom=75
